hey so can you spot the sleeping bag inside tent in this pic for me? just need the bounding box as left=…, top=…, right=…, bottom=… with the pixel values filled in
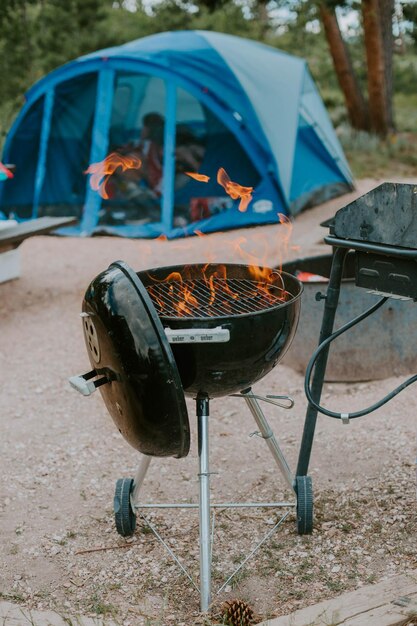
left=0, top=30, right=353, bottom=239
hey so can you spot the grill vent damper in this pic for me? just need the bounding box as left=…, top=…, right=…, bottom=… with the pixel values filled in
left=70, top=260, right=304, bottom=611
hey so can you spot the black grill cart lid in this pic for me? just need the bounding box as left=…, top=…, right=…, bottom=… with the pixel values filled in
left=331, top=182, right=417, bottom=249
left=80, top=260, right=190, bottom=458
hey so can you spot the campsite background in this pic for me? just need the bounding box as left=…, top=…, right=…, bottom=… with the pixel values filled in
left=1, top=0, right=417, bottom=180
left=1, top=2, right=417, bottom=624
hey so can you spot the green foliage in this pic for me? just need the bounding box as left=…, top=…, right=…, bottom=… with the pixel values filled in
left=339, top=123, right=417, bottom=178
left=0, top=1, right=39, bottom=102
left=35, top=0, right=108, bottom=73
left=393, top=92, right=417, bottom=132
left=402, top=1, right=417, bottom=50
left=94, top=4, right=156, bottom=48
left=190, top=3, right=262, bottom=37
left=393, top=53, right=417, bottom=96
left=0, top=0, right=110, bottom=118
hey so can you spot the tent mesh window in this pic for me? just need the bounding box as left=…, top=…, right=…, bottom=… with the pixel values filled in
left=173, top=91, right=260, bottom=228
left=100, top=72, right=166, bottom=227
left=37, top=73, right=98, bottom=220
left=101, top=76, right=261, bottom=231
left=0, top=96, right=45, bottom=219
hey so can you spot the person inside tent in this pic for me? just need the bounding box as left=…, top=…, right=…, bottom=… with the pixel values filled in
left=174, top=125, right=205, bottom=189
left=137, top=112, right=165, bottom=195
left=111, top=113, right=206, bottom=224
left=112, top=112, right=165, bottom=219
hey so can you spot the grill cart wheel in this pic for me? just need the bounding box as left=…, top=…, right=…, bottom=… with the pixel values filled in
left=295, top=475, right=313, bottom=535
left=114, top=478, right=136, bottom=537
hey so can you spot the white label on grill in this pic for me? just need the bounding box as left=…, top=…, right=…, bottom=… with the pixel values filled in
left=164, top=327, right=230, bottom=343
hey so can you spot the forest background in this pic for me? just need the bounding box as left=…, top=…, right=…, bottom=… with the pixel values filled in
left=1, top=0, right=417, bottom=179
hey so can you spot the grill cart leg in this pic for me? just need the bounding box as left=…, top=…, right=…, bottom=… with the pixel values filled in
left=197, top=393, right=212, bottom=612
left=295, top=246, right=349, bottom=532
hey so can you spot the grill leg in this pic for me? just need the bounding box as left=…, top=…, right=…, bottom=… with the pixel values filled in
left=243, top=391, right=295, bottom=492
left=197, top=393, right=211, bottom=612
left=296, top=246, right=349, bottom=477
left=131, top=454, right=152, bottom=506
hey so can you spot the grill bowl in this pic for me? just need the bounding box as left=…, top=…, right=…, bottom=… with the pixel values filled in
left=139, top=263, right=303, bottom=397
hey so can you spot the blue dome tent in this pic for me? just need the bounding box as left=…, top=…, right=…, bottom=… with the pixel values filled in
left=0, top=30, right=353, bottom=238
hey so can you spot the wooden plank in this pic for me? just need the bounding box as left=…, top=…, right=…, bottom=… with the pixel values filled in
left=343, top=598, right=417, bottom=626
left=0, top=216, right=77, bottom=251
left=259, top=570, right=417, bottom=626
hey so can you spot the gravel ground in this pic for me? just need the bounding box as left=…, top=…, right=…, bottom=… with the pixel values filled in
left=0, top=179, right=416, bottom=625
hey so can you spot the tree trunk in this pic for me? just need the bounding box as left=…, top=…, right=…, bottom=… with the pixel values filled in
left=362, top=0, right=390, bottom=135
left=256, top=0, right=270, bottom=38
left=379, top=0, right=395, bottom=131
left=319, top=4, right=369, bottom=131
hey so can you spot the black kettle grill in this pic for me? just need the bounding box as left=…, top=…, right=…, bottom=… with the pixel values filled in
left=70, top=260, right=304, bottom=611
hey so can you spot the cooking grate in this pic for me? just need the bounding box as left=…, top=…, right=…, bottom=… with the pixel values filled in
left=147, top=277, right=290, bottom=318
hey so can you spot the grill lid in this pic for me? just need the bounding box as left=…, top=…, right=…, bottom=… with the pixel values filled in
left=81, top=260, right=190, bottom=458
left=331, top=182, right=417, bottom=249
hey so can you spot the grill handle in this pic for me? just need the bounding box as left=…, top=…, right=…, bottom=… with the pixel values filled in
left=69, top=370, right=110, bottom=396
left=164, top=326, right=230, bottom=344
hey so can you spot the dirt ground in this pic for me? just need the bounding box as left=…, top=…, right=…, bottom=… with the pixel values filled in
left=0, top=178, right=416, bottom=626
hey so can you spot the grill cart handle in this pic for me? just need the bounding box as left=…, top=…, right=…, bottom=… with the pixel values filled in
left=69, top=370, right=110, bottom=396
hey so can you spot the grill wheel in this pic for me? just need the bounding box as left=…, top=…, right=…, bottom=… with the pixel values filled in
left=114, top=478, right=136, bottom=537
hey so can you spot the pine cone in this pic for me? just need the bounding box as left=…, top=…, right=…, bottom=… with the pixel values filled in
left=222, top=598, right=254, bottom=626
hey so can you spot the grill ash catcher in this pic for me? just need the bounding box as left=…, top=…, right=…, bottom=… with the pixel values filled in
left=296, top=182, right=417, bottom=531
left=70, top=260, right=304, bottom=611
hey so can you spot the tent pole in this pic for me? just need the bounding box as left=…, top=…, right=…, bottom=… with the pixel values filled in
left=161, top=80, right=177, bottom=234
left=82, top=67, right=115, bottom=234
left=32, top=88, right=55, bottom=219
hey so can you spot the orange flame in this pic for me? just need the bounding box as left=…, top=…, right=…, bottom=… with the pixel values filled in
left=275, top=213, right=293, bottom=272
left=147, top=258, right=288, bottom=319
left=149, top=270, right=199, bottom=316
left=199, top=263, right=238, bottom=308
left=85, top=152, right=142, bottom=199
left=184, top=166, right=253, bottom=211
left=227, top=235, right=286, bottom=300
left=185, top=172, right=210, bottom=183
left=217, top=167, right=253, bottom=212
left=144, top=202, right=295, bottom=318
